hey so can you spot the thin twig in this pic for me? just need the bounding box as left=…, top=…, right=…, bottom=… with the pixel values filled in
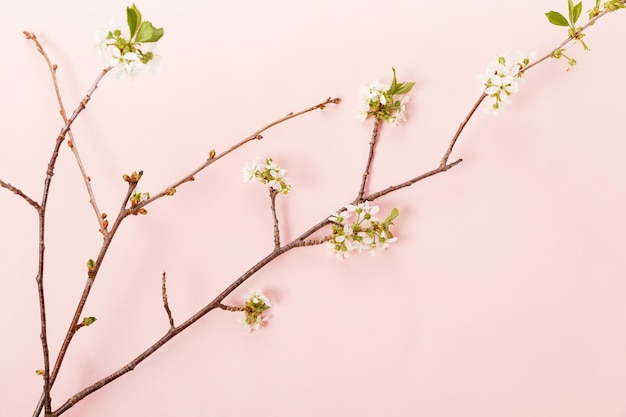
left=357, top=118, right=380, bottom=202
left=440, top=93, right=485, bottom=167
left=217, top=303, right=246, bottom=312
left=161, top=272, right=175, bottom=329
left=134, top=97, right=342, bottom=211
left=522, top=5, right=620, bottom=74
left=23, top=32, right=108, bottom=235
left=0, top=179, right=40, bottom=209
left=270, top=190, right=281, bottom=249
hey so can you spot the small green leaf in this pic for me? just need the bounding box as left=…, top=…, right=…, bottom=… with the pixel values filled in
left=393, top=82, right=415, bottom=95
left=390, top=67, right=398, bottom=91
left=86, top=259, right=96, bottom=271
left=568, top=0, right=575, bottom=23
left=572, top=1, right=583, bottom=23
left=545, top=10, right=570, bottom=26
left=384, top=208, right=399, bottom=224
left=135, top=21, right=164, bottom=43
left=127, top=4, right=142, bottom=38
left=82, top=316, right=97, bottom=327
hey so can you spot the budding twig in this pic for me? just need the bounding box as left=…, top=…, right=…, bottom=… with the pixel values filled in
left=161, top=272, right=175, bottom=329
left=23, top=31, right=109, bottom=236
left=134, top=97, right=342, bottom=211
left=0, top=179, right=40, bottom=210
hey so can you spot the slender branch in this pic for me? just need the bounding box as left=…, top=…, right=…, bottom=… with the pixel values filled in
left=0, top=179, right=40, bottom=209
left=522, top=5, right=621, bottom=74
left=50, top=151, right=465, bottom=415
left=357, top=119, right=380, bottom=202
left=440, top=93, right=485, bottom=166
left=440, top=6, right=625, bottom=166
left=217, top=303, right=246, bottom=312
left=270, top=190, right=281, bottom=249
left=23, top=32, right=108, bottom=236
left=161, top=272, right=175, bottom=329
left=30, top=60, right=114, bottom=417
left=35, top=98, right=342, bottom=417
left=135, top=97, right=341, bottom=210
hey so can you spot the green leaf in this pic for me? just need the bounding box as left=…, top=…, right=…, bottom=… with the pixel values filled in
left=390, top=67, right=398, bottom=90
left=82, top=316, right=97, bottom=327
left=135, top=21, right=164, bottom=43
left=545, top=10, right=570, bottom=26
left=127, top=4, right=142, bottom=38
left=86, top=259, right=96, bottom=271
left=568, top=0, right=575, bottom=23
left=393, top=82, right=415, bottom=95
left=384, top=208, right=399, bottom=224
left=572, top=1, right=583, bottom=24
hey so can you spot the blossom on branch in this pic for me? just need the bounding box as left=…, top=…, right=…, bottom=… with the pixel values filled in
left=358, top=68, right=414, bottom=126
left=94, top=4, right=164, bottom=79
left=478, top=50, right=536, bottom=115
left=239, top=289, right=272, bottom=333
left=327, top=203, right=399, bottom=259
left=242, top=157, right=291, bottom=195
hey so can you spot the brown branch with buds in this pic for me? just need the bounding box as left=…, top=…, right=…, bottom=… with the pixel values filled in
left=24, top=32, right=110, bottom=236
left=9, top=5, right=622, bottom=417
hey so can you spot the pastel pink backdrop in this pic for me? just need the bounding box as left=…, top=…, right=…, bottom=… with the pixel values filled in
left=1, top=1, right=625, bottom=416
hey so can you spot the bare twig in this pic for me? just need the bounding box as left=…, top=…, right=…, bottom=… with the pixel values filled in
left=357, top=118, right=380, bottom=202
left=161, top=272, right=175, bottom=329
left=270, top=190, right=281, bottom=249
left=0, top=179, right=40, bottom=209
left=24, top=32, right=108, bottom=235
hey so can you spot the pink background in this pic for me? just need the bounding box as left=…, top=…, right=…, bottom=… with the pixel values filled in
left=1, top=1, right=626, bottom=416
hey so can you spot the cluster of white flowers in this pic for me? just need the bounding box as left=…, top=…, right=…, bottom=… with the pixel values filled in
left=239, top=289, right=272, bottom=333
left=94, top=5, right=163, bottom=80
left=94, top=26, right=161, bottom=80
left=478, top=50, right=536, bottom=115
left=243, top=157, right=292, bottom=196
left=358, top=68, right=414, bottom=126
left=327, top=202, right=399, bottom=260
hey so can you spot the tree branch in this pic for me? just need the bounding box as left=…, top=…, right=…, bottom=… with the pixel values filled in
left=24, top=32, right=108, bottom=236
left=270, top=190, right=281, bottom=249
left=0, top=179, right=40, bottom=210
left=357, top=118, right=380, bottom=202
left=161, top=272, right=175, bottom=329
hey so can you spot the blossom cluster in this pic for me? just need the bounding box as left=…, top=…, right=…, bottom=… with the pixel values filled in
left=478, top=50, right=536, bottom=115
left=239, top=289, right=272, bottom=333
left=243, top=157, right=292, bottom=195
left=358, top=68, right=415, bottom=126
left=327, top=202, right=399, bottom=259
left=94, top=4, right=163, bottom=79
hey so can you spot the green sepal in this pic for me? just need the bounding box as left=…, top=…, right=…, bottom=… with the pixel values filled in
left=135, top=21, right=164, bottom=43
left=127, top=4, right=142, bottom=38
left=545, top=10, right=570, bottom=26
